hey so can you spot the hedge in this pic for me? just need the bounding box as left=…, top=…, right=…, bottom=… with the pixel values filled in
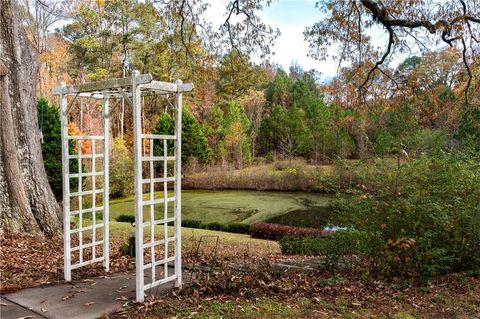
left=116, top=214, right=135, bottom=223
left=249, top=222, right=334, bottom=240
left=116, top=216, right=250, bottom=235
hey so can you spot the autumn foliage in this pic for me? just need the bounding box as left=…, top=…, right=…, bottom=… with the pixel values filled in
left=68, top=122, right=92, bottom=154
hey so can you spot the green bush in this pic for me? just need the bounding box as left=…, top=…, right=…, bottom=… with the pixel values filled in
left=153, top=107, right=210, bottom=165
left=37, top=97, right=79, bottom=199
left=205, top=222, right=223, bottom=231
left=112, top=217, right=251, bottom=235
left=182, top=220, right=249, bottom=234
left=331, top=152, right=480, bottom=277
left=250, top=222, right=331, bottom=240
left=374, top=128, right=395, bottom=156
left=456, top=105, right=480, bottom=150
left=407, top=128, right=447, bottom=157
left=279, top=235, right=323, bottom=255
left=110, top=137, right=134, bottom=197
left=182, top=219, right=202, bottom=228
left=279, top=230, right=370, bottom=256
left=120, top=235, right=135, bottom=257
left=116, top=214, right=135, bottom=223
left=223, top=223, right=250, bottom=234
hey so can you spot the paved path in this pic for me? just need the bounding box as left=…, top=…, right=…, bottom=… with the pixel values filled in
left=1, top=297, right=40, bottom=319
left=272, top=257, right=326, bottom=272
left=1, top=271, right=186, bottom=319
left=0, top=259, right=322, bottom=319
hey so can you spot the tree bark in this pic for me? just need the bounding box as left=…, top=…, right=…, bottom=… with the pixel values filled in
left=0, top=0, right=62, bottom=237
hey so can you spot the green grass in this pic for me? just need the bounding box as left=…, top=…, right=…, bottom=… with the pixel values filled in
left=105, top=221, right=279, bottom=258
left=109, top=190, right=332, bottom=225
left=147, top=297, right=298, bottom=319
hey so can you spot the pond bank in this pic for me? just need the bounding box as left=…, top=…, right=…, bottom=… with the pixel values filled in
left=183, top=160, right=335, bottom=193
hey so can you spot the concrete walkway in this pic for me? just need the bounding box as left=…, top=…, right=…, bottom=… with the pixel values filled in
left=1, top=297, right=40, bottom=319
left=272, top=257, right=326, bottom=272
left=1, top=271, right=185, bottom=319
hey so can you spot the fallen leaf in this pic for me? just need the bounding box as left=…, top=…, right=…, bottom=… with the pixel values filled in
left=84, top=302, right=95, bottom=306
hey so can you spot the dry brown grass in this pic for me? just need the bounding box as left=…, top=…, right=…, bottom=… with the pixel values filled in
left=184, top=159, right=334, bottom=192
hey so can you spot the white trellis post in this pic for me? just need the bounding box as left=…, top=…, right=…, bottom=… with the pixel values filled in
left=102, top=92, right=110, bottom=271
left=132, top=70, right=144, bottom=302
left=60, top=82, right=71, bottom=282
left=174, top=80, right=183, bottom=288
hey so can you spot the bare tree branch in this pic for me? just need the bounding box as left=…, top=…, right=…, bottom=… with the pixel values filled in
left=358, top=0, right=479, bottom=102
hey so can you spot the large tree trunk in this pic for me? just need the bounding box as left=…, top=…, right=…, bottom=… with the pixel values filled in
left=0, top=0, right=62, bottom=237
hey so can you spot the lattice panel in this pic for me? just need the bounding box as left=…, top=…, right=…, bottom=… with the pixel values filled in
left=60, top=94, right=110, bottom=282
left=139, top=135, right=178, bottom=292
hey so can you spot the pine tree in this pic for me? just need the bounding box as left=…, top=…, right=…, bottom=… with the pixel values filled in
left=153, top=107, right=210, bottom=165
left=37, top=97, right=79, bottom=199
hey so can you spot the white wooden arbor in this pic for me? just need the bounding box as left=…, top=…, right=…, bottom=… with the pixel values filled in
left=54, top=71, right=193, bottom=302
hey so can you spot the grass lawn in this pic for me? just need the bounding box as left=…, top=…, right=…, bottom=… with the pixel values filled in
left=109, top=190, right=332, bottom=225
left=108, top=221, right=279, bottom=259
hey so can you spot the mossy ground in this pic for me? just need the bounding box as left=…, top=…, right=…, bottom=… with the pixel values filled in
left=109, top=190, right=332, bottom=225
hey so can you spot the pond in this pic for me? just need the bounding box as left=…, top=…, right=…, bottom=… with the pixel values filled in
left=109, top=190, right=333, bottom=225
left=266, top=206, right=338, bottom=229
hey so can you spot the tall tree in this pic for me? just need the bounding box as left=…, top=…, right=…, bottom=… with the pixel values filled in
left=216, top=51, right=267, bottom=100
left=305, top=0, right=480, bottom=103
left=0, top=0, right=61, bottom=237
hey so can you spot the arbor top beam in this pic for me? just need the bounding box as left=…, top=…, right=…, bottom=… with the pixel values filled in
left=53, top=73, right=194, bottom=96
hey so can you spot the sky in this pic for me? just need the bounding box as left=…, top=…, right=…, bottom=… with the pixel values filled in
left=257, top=0, right=336, bottom=77
left=205, top=0, right=339, bottom=80
left=204, top=0, right=411, bottom=83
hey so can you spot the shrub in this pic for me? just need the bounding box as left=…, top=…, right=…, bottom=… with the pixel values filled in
left=110, top=137, right=134, bottom=197
left=407, top=128, right=447, bottom=157
left=266, top=205, right=335, bottom=229
left=116, top=214, right=135, bottom=224
left=120, top=235, right=135, bottom=257
left=37, top=97, right=79, bottom=199
left=333, top=152, right=480, bottom=277
left=374, top=128, right=395, bottom=156
left=223, top=223, right=250, bottom=234
left=279, top=236, right=323, bottom=255
left=249, top=222, right=333, bottom=240
left=154, top=107, right=210, bottom=165
left=205, top=222, right=223, bottom=231
left=182, top=220, right=250, bottom=234
left=182, top=219, right=202, bottom=228
left=456, top=105, right=480, bottom=150
left=279, top=230, right=371, bottom=257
